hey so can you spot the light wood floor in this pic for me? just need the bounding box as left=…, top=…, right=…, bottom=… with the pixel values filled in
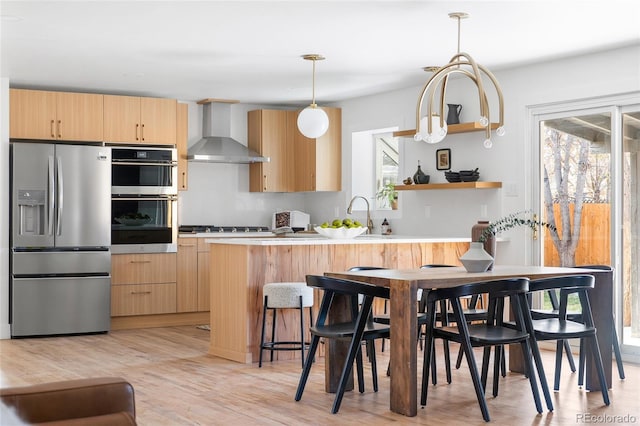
left=1, top=326, right=637, bottom=425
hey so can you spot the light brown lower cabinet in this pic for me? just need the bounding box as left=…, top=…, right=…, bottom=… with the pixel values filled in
left=111, top=283, right=177, bottom=316
left=111, top=253, right=177, bottom=317
left=197, top=238, right=211, bottom=312
left=177, top=238, right=198, bottom=312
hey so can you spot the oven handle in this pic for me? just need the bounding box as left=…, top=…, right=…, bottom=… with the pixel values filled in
left=111, top=161, right=178, bottom=166
left=112, top=196, right=177, bottom=201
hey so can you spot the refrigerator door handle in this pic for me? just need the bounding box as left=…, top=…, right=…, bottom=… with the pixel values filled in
left=56, top=156, right=64, bottom=236
left=48, top=155, right=55, bottom=236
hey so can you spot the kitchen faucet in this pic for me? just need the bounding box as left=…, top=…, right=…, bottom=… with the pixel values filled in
left=347, top=196, right=373, bottom=234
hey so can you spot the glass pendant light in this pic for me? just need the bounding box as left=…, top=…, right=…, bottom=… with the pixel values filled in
left=297, top=54, right=329, bottom=139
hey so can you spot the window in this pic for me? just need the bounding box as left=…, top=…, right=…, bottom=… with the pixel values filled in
left=351, top=127, right=399, bottom=211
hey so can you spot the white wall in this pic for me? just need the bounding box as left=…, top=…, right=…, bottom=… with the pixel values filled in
left=179, top=45, right=640, bottom=247
left=1, top=78, right=10, bottom=338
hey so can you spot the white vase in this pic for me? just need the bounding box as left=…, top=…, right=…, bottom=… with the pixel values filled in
left=460, top=242, right=494, bottom=273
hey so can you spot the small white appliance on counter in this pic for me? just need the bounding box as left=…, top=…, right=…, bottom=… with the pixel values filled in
left=272, top=211, right=310, bottom=232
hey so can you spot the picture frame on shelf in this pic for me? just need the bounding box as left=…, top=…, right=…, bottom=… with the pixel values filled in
left=436, top=148, right=451, bottom=170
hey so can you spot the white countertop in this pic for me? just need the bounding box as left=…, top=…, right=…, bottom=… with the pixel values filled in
left=203, top=234, right=473, bottom=246
left=180, top=232, right=274, bottom=238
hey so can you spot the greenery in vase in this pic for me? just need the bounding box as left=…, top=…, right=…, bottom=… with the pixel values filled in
left=376, top=182, right=398, bottom=207
left=479, top=211, right=557, bottom=243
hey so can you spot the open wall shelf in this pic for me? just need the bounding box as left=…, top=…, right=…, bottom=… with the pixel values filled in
left=393, top=122, right=499, bottom=138
left=394, top=181, right=502, bottom=191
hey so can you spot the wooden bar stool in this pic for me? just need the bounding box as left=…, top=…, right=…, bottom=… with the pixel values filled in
left=259, top=282, right=314, bottom=368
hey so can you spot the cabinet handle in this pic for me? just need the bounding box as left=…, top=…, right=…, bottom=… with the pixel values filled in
left=129, top=260, right=151, bottom=264
left=130, top=291, right=152, bottom=295
left=179, top=244, right=196, bottom=247
left=181, top=172, right=187, bottom=189
left=136, top=124, right=139, bottom=141
left=50, top=120, right=55, bottom=138
left=141, top=124, right=145, bottom=141
left=57, top=120, right=62, bottom=138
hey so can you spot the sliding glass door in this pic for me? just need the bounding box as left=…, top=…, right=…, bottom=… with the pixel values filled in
left=621, top=109, right=640, bottom=350
left=532, top=96, right=640, bottom=360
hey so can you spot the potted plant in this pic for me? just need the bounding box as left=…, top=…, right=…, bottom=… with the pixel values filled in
left=462, top=211, right=557, bottom=272
left=477, top=211, right=556, bottom=243
left=376, top=182, right=398, bottom=210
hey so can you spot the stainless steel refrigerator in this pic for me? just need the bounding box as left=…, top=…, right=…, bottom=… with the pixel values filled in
left=10, top=142, right=112, bottom=337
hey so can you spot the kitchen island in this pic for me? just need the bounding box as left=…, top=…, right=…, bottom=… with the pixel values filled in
left=206, top=235, right=470, bottom=363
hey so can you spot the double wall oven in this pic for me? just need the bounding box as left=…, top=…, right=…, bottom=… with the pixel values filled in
left=111, top=146, right=178, bottom=253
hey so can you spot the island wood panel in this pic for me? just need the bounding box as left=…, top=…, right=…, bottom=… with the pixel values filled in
left=209, top=244, right=251, bottom=362
left=208, top=240, right=471, bottom=364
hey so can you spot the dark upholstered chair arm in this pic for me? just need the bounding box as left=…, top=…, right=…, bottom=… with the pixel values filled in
left=0, top=377, right=136, bottom=425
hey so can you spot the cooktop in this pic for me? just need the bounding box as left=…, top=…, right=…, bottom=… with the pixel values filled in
left=179, top=225, right=270, bottom=234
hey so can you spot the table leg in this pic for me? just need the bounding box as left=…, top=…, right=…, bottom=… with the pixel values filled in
left=389, top=279, right=418, bottom=416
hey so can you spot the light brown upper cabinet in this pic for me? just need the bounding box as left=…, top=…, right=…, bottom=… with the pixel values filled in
left=248, top=107, right=342, bottom=193
left=9, top=88, right=104, bottom=141
left=176, top=103, right=188, bottom=190
left=104, top=95, right=177, bottom=145
left=293, top=107, right=342, bottom=192
left=248, top=109, right=294, bottom=192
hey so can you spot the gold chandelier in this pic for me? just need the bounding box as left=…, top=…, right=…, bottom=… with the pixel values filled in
left=414, top=12, right=505, bottom=148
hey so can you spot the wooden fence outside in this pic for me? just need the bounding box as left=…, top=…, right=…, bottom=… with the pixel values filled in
left=542, top=203, right=636, bottom=326
left=543, top=203, right=611, bottom=266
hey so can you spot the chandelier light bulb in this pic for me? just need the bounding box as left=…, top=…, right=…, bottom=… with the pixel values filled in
left=419, top=116, right=447, bottom=144
left=483, top=138, right=493, bottom=148
left=479, top=116, right=489, bottom=127
left=496, top=126, right=506, bottom=136
left=414, top=133, right=422, bottom=142
left=297, top=106, right=329, bottom=139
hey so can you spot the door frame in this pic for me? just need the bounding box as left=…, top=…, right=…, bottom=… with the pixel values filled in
left=526, top=92, right=640, bottom=362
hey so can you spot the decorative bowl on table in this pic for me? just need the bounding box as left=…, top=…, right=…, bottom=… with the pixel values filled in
left=314, top=226, right=367, bottom=239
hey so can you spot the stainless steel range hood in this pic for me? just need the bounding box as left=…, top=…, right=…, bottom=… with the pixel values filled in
left=187, top=99, right=269, bottom=164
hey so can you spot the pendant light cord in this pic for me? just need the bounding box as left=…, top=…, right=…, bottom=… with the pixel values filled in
left=311, top=58, right=316, bottom=107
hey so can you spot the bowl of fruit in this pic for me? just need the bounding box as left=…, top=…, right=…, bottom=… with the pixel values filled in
left=315, top=219, right=367, bottom=239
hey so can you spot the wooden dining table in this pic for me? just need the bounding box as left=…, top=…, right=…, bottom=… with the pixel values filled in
left=325, top=265, right=613, bottom=417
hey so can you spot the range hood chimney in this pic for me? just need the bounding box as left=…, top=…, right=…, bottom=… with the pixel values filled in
left=187, top=98, right=269, bottom=164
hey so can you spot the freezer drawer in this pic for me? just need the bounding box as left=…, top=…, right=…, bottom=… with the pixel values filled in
left=12, top=250, right=111, bottom=276
left=11, top=276, right=111, bottom=337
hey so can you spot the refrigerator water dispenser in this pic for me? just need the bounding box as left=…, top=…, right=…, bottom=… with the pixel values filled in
left=17, top=189, right=46, bottom=236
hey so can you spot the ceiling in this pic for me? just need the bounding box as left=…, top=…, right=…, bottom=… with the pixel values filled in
left=2, top=1, right=639, bottom=106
